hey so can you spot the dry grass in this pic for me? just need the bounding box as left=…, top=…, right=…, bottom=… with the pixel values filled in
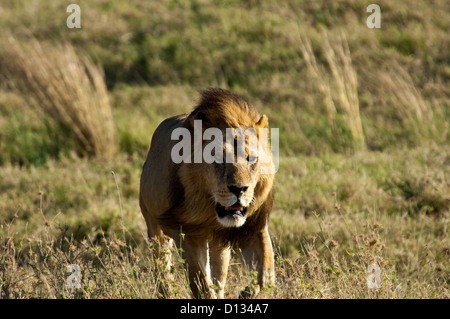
left=1, top=188, right=446, bottom=299
left=0, top=210, right=405, bottom=299
left=0, top=147, right=447, bottom=299
left=0, top=35, right=117, bottom=158
left=299, top=30, right=365, bottom=152
left=377, top=62, right=448, bottom=144
left=0, top=223, right=189, bottom=299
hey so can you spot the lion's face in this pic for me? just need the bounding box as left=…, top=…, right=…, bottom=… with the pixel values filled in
left=204, top=129, right=262, bottom=228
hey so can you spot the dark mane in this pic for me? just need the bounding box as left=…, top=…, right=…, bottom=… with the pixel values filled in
left=186, top=88, right=261, bottom=129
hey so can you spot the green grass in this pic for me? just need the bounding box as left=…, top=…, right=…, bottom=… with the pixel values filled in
left=0, top=0, right=449, bottom=298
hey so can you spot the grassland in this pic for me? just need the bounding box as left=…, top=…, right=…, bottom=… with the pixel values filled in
left=0, top=0, right=448, bottom=298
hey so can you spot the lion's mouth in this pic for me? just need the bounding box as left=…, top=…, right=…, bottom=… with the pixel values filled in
left=216, top=202, right=247, bottom=219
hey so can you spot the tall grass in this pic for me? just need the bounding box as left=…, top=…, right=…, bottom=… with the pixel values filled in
left=299, top=30, right=365, bottom=152
left=0, top=35, right=117, bottom=159
left=377, top=62, right=448, bottom=144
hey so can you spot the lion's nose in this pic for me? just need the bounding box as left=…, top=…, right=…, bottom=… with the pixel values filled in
left=228, top=185, right=248, bottom=197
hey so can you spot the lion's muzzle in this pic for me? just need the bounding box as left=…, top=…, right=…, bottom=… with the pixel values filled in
left=215, top=201, right=248, bottom=228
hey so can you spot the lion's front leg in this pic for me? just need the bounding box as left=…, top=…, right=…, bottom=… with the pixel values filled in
left=209, top=242, right=231, bottom=299
left=182, top=236, right=216, bottom=299
left=238, top=226, right=275, bottom=298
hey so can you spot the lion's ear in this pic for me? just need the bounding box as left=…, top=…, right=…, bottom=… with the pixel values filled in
left=256, top=114, right=269, bottom=129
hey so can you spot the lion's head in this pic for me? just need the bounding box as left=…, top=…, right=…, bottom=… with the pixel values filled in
left=181, top=88, right=275, bottom=229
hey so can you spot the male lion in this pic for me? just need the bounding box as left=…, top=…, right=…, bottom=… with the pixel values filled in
left=139, top=88, right=276, bottom=298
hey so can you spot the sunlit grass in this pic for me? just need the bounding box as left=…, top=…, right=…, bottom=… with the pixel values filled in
left=0, top=0, right=449, bottom=299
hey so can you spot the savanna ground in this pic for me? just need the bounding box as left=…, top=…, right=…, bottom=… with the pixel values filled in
left=0, top=0, right=448, bottom=299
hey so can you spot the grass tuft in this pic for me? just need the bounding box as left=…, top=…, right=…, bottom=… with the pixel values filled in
left=0, top=35, right=117, bottom=159
left=299, top=30, right=365, bottom=152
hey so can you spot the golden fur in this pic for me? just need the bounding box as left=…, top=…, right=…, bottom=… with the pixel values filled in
left=139, top=88, right=276, bottom=298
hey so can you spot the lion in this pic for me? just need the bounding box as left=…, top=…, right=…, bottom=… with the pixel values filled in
left=139, top=88, right=276, bottom=298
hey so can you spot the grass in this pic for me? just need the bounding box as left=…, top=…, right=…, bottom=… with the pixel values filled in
left=0, top=35, right=117, bottom=160
left=0, top=0, right=449, bottom=299
left=299, top=30, right=365, bottom=152
left=0, top=146, right=447, bottom=298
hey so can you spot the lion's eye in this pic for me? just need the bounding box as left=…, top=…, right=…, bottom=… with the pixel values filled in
left=247, top=154, right=257, bottom=163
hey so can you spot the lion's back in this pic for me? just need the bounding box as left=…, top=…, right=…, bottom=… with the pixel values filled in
left=139, top=114, right=187, bottom=219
